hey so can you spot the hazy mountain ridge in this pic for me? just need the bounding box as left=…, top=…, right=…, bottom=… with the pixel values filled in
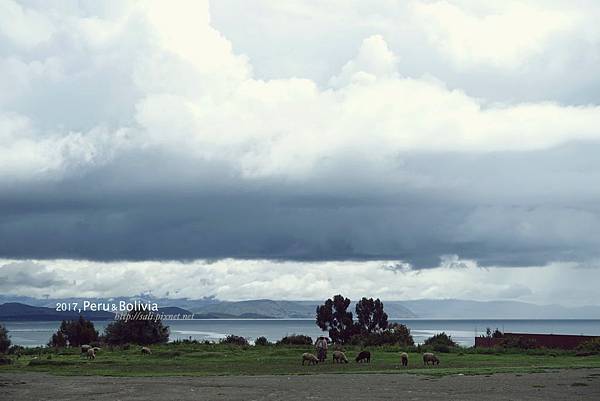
left=1, top=296, right=598, bottom=320
left=399, top=299, right=600, bottom=319
left=0, top=302, right=114, bottom=321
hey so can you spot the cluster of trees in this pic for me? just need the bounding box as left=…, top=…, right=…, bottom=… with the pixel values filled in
left=49, top=316, right=99, bottom=347
left=315, top=295, right=414, bottom=346
left=103, top=310, right=169, bottom=345
left=48, top=310, right=169, bottom=347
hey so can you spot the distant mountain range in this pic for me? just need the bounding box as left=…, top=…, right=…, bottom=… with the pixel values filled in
left=0, top=302, right=114, bottom=321
left=0, top=296, right=598, bottom=321
left=189, top=299, right=416, bottom=319
left=398, top=299, right=600, bottom=319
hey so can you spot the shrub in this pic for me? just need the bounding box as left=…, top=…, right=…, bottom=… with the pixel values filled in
left=255, top=336, right=270, bottom=346
left=424, top=332, right=457, bottom=348
left=276, top=334, right=313, bottom=346
left=349, top=323, right=415, bottom=347
left=433, top=344, right=450, bottom=353
left=499, top=335, right=538, bottom=350
left=0, top=324, right=10, bottom=354
left=577, top=338, right=600, bottom=353
left=0, top=357, right=13, bottom=365
left=220, top=335, right=249, bottom=346
left=8, top=345, right=25, bottom=355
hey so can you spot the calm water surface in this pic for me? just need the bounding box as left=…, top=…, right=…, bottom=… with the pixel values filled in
left=3, top=319, right=600, bottom=347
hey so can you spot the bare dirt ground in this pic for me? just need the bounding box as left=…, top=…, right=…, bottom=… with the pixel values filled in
left=1, top=369, right=600, bottom=401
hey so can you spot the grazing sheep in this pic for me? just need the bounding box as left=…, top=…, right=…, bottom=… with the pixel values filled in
left=141, top=346, right=152, bottom=355
left=332, top=350, right=349, bottom=364
left=423, top=352, right=440, bottom=366
left=81, top=344, right=92, bottom=355
left=355, top=350, right=371, bottom=363
left=302, top=352, right=319, bottom=365
left=86, top=348, right=96, bottom=360
left=400, top=352, right=409, bottom=367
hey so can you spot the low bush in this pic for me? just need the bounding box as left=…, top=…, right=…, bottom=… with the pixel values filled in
left=220, top=335, right=249, bottom=346
left=349, top=323, right=415, bottom=347
left=0, top=357, right=13, bottom=365
left=7, top=345, right=25, bottom=355
left=433, top=344, right=450, bottom=353
left=276, top=334, right=313, bottom=346
left=255, top=336, right=270, bottom=346
left=577, top=338, right=600, bottom=353
left=424, top=332, right=457, bottom=348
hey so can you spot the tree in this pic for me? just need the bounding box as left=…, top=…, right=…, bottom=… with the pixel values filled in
left=0, top=324, right=10, bottom=354
left=48, top=331, right=67, bottom=348
left=386, top=323, right=414, bottom=346
left=355, top=297, right=388, bottom=335
left=104, top=309, right=169, bottom=345
left=49, top=316, right=98, bottom=347
left=316, top=294, right=356, bottom=344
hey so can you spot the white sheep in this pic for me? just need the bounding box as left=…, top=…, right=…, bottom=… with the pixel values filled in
left=141, top=346, right=152, bottom=355
left=332, top=350, right=349, bottom=364
left=86, top=348, right=96, bottom=360
left=400, top=352, right=408, bottom=367
left=422, top=352, right=440, bottom=366
left=302, top=352, right=319, bottom=365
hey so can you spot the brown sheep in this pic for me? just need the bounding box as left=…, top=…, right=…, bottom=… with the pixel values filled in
left=355, top=350, right=371, bottom=363
left=423, top=352, right=440, bottom=366
left=302, top=352, right=319, bottom=365
left=400, top=352, right=408, bottom=367
left=332, top=350, right=349, bottom=364
left=141, top=346, right=152, bottom=355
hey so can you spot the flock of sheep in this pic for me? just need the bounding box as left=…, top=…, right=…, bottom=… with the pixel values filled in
left=80, top=344, right=441, bottom=369
left=302, top=350, right=441, bottom=367
left=80, top=344, right=152, bottom=359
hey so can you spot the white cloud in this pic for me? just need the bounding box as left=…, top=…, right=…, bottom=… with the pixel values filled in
left=0, top=258, right=598, bottom=306
left=0, top=0, right=55, bottom=48
left=329, top=34, right=398, bottom=87
left=413, top=1, right=578, bottom=69
left=1, top=0, right=600, bottom=183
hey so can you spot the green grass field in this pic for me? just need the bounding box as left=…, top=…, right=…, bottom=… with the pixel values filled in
left=2, top=344, right=600, bottom=377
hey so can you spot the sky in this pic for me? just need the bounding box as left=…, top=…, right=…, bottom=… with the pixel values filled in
left=1, top=0, right=600, bottom=306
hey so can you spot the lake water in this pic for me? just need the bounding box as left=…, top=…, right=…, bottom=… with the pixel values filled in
left=2, top=319, right=600, bottom=347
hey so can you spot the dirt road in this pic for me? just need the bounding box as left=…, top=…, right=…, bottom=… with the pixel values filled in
left=1, top=369, right=599, bottom=400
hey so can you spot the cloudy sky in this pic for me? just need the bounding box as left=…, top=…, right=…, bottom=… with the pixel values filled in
left=1, top=0, right=600, bottom=306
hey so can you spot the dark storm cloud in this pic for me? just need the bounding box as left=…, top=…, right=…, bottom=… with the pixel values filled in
left=2, top=142, right=600, bottom=267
